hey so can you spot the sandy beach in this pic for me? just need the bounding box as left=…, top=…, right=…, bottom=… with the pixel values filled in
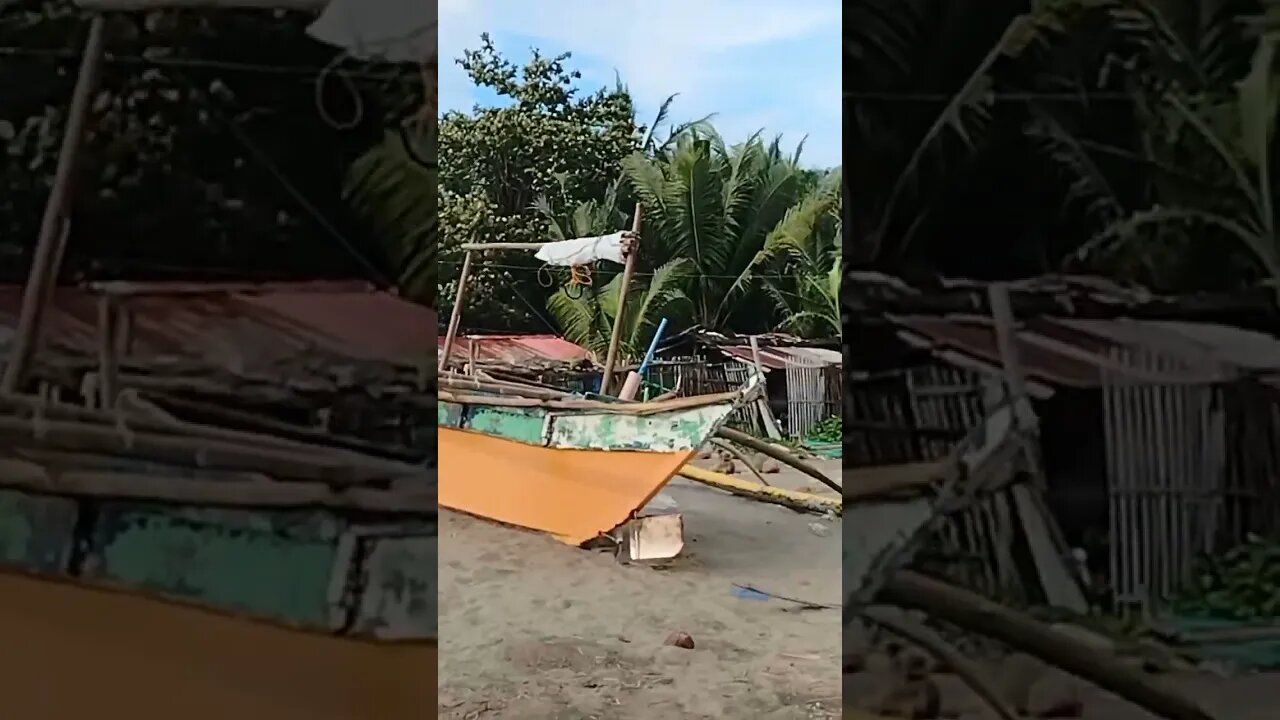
left=438, top=459, right=843, bottom=719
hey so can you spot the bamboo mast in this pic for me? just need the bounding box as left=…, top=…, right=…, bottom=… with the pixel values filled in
left=438, top=250, right=473, bottom=371
left=599, top=205, right=642, bottom=395
left=2, top=16, right=108, bottom=393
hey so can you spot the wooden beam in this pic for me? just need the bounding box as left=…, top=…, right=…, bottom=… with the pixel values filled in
left=2, top=17, right=107, bottom=393
left=748, top=335, right=783, bottom=439
left=987, top=283, right=1031, bottom=426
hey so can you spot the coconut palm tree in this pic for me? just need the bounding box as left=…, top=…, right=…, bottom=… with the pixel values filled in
left=755, top=172, right=843, bottom=337
left=1068, top=1, right=1280, bottom=294
left=622, top=127, right=816, bottom=331
left=543, top=124, right=822, bottom=355
left=847, top=0, right=1174, bottom=275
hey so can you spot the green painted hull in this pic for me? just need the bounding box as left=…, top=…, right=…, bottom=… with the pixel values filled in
left=0, top=488, right=435, bottom=639
left=436, top=401, right=737, bottom=451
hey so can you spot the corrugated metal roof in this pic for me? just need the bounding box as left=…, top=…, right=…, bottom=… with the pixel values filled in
left=0, top=282, right=437, bottom=376
left=889, top=314, right=1277, bottom=389
left=441, top=334, right=593, bottom=366
left=719, top=345, right=841, bottom=370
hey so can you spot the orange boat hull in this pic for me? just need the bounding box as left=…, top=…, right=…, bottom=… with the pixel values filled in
left=439, top=427, right=693, bottom=545
left=0, top=571, right=434, bottom=719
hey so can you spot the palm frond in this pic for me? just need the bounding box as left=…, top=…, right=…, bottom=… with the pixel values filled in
left=1075, top=204, right=1277, bottom=275
left=343, top=128, right=436, bottom=305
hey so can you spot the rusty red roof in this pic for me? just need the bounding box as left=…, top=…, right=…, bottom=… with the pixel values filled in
left=0, top=281, right=436, bottom=375
left=440, top=334, right=593, bottom=366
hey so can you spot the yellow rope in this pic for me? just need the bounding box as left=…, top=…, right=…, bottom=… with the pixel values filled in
left=569, top=263, right=593, bottom=288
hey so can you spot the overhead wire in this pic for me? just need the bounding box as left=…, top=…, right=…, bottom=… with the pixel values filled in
left=439, top=259, right=821, bottom=282
left=440, top=260, right=827, bottom=310
left=0, top=31, right=431, bottom=285
left=0, top=45, right=402, bottom=80
left=846, top=90, right=1139, bottom=102
left=165, top=66, right=393, bottom=286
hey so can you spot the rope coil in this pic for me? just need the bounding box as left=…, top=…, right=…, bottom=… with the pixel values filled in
left=537, top=262, right=595, bottom=299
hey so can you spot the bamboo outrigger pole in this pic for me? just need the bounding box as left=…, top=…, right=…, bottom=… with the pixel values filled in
left=599, top=204, right=642, bottom=395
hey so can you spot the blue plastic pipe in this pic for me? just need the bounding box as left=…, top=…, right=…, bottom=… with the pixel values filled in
left=637, top=317, right=669, bottom=376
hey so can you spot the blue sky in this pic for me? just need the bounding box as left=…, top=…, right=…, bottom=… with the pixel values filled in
left=437, top=0, right=842, bottom=168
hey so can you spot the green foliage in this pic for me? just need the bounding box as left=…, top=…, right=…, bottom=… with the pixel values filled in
left=755, top=172, right=842, bottom=338
left=543, top=125, right=840, bottom=355
left=1177, top=535, right=1280, bottom=620
left=442, top=39, right=845, bottom=346
left=1071, top=6, right=1280, bottom=295
left=845, top=0, right=1280, bottom=296
left=623, top=128, right=816, bottom=330
left=438, top=35, right=639, bottom=330
left=546, top=258, right=692, bottom=358
left=344, top=125, right=436, bottom=305
left=806, top=415, right=843, bottom=444
left=0, top=2, right=421, bottom=282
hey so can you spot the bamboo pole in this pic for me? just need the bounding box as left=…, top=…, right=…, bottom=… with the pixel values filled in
left=458, top=242, right=549, bottom=251
left=3, top=16, right=107, bottom=393
left=879, top=571, right=1216, bottom=720
left=0, top=391, right=418, bottom=478
left=438, top=387, right=741, bottom=415
left=600, top=205, right=643, bottom=394
left=438, top=250, right=473, bottom=371
left=438, top=376, right=572, bottom=401
left=0, top=469, right=432, bottom=513
left=716, top=426, right=841, bottom=493
left=141, top=391, right=421, bottom=460
left=860, top=606, right=1018, bottom=720
left=678, top=465, right=839, bottom=515
left=0, top=415, right=398, bottom=484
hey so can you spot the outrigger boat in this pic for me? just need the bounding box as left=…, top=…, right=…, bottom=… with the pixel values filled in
left=439, top=213, right=764, bottom=550
left=438, top=371, right=759, bottom=546
left=0, top=0, right=437, bottom=715
left=0, top=386, right=435, bottom=718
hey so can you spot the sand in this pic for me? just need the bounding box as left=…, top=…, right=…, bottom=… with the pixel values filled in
left=438, top=460, right=843, bottom=719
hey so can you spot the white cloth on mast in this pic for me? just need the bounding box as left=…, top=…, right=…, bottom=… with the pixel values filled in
left=535, top=232, right=627, bottom=267
left=306, top=0, right=434, bottom=63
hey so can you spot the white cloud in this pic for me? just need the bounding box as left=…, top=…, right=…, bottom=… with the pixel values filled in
left=438, top=0, right=841, bottom=166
